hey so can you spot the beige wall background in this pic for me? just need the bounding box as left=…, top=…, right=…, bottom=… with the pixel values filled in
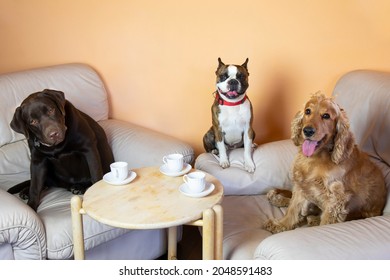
left=1, top=0, right=390, bottom=155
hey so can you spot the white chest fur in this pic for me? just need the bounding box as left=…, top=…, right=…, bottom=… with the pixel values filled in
left=217, top=100, right=251, bottom=145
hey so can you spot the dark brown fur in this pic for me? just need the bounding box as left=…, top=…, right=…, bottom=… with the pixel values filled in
left=8, top=89, right=114, bottom=211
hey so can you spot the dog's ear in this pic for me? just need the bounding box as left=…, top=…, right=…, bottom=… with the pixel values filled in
left=43, top=89, right=66, bottom=116
left=331, top=109, right=355, bottom=164
left=10, top=106, right=29, bottom=139
left=291, top=110, right=304, bottom=146
left=241, top=58, right=249, bottom=70
left=217, top=57, right=225, bottom=67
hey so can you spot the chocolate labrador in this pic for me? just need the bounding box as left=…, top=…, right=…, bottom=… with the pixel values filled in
left=8, top=89, right=114, bottom=211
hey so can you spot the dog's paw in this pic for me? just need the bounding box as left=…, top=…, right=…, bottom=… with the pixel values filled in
left=307, top=215, right=321, bottom=227
left=219, top=160, right=230, bottom=169
left=244, top=160, right=255, bottom=173
left=18, top=186, right=30, bottom=200
left=70, top=185, right=87, bottom=195
left=263, top=219, right=286, bottom=234
left=19, top=192, right=29, bottom=200
left=267, top=189, right=291, bottom=207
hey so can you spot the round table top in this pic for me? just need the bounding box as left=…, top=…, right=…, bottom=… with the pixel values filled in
left=82, top=166, right=224, bottom=229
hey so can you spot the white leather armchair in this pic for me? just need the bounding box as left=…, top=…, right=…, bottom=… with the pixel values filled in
left=195, top=69, right=390, bottom=259
left=0, top=63, right=194, bottom=259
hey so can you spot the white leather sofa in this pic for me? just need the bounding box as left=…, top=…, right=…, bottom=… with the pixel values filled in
left=0, top=63, right=194, bottom=259
left=195, top=70, right=390, bottom=259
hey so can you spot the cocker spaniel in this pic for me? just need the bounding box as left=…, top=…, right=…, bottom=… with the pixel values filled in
left=264, top=92, right=387, bottom=234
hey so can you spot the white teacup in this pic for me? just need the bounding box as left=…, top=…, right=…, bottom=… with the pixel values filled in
left=110, top=161, right=129, bottom=182
left=163, top=153, right=184, bottom=173
left=183, top=171, right=206, bottom=193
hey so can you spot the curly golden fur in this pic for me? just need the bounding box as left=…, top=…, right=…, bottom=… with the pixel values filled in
left=264, top=92, right=387, bottom=234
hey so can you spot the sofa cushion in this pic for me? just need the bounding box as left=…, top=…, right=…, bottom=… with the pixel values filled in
left=36, top=187, right=135, bottom=259
left=255, top=214, right=390, bottom=260
left=222, top=195, right=286, bottom=260
left=195, top=140, right=296, bottom=195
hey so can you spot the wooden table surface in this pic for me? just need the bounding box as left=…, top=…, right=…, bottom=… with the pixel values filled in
left=82, top=166, right=224, bottom=229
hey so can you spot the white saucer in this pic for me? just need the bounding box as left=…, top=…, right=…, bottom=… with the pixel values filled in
left=103, top=170, right=137, bottom=185
left=159, top=163, right=192, bottom=177
left=179, top=182, right=215, bottom=198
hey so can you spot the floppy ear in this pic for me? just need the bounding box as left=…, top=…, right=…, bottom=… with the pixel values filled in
left=331, top=109, right=355, bottom=164
left=10, top=106, right=29, bottom=138
left=43, top=89, right=66, bottom=116
left=291, top=110, right=304, bottom=146
left=241, top=58, right=249, bottom=70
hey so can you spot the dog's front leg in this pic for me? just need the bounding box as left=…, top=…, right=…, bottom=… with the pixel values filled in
left=243, top=127, right=255, bottom=172
left=216, top=140, right=229, bottom=168
left=85, top=147, right=104, bottom=183
left=28, top=159, right=48, bottom=211
left=320, top=181, right=349, bottom=225
left=264, top=189, right=306, bottom=233
left=213, top=126, right=230, bottom=168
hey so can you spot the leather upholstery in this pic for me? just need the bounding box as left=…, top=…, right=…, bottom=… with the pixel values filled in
left=0, top=64, right=194, bottom=259
left=195, top=70, right=390, bottom=259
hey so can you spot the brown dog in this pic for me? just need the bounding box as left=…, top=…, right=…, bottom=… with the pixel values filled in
left=264, top=92, right=387, bottom=233
left=8, top=89, right=114, bottom=211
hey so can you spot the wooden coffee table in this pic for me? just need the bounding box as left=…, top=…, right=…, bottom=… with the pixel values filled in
left=71, top=166, right=224, bottom=260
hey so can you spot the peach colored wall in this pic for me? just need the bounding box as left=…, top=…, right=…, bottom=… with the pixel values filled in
left=1, top=0, right=390, bottom=155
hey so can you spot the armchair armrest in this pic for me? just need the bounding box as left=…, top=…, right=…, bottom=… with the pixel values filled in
left=255, top=215, right=390, bottom=259
left=99, top=119, right=194, bottom=169
left=0, top=190, right=46, bottom=259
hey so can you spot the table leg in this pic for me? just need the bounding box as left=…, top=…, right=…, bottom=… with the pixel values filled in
left=71, top=195, right=85, bottom=260
left=202, top=208, right=215, bottom=260
left=213, top=205, right=223, bottom=260
left=168, top=226, right=178, bottom=260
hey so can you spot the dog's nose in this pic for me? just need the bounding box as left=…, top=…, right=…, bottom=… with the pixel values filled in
left=228, top=79, right=239, bottom=91
left=228, top=79, right=239, bottom=86
left=303, top=126, right=316, bottom=138
left=49, top=130, right=60, bottom=140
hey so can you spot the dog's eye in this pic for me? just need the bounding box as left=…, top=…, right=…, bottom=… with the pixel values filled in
left=30, top=119, right=38, bottom=126
left=305, top=109, right=311, bottom=115
left=47, top=108, right=55, bottom=115
left=322, top=113, right=330, bottom=119
left=220, top=74, right=229, bottom=81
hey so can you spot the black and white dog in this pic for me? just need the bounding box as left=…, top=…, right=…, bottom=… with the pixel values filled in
left=203, top=58, right=255, bottom=172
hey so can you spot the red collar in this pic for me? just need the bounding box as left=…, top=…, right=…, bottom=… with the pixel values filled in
left=215, top=91, right=247, bottom=106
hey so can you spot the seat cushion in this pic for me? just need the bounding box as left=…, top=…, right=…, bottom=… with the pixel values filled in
left=222, top=195, right=286, bottom=260
left=195, top=140, right=296, bottom=195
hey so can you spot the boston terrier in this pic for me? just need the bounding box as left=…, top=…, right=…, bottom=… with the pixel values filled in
left=203, top=58, right=256, bottom=172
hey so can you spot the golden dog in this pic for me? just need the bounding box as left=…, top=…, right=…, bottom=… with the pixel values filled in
left=264, top=92, right=387, bottom=233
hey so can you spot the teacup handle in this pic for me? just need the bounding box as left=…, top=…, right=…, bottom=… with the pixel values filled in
left=183, top=175, right=188, bottom=184
left=163, top=156, right=168, bottom=164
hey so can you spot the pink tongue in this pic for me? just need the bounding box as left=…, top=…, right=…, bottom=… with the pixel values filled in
left=302, top=140, right=318, bottom=157
left=227, top=91, right=238, bottom=97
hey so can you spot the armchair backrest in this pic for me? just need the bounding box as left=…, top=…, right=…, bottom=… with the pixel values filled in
left=0, top=63, right=109, bottom=147
left=333, top=70, right=390, bottom=213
